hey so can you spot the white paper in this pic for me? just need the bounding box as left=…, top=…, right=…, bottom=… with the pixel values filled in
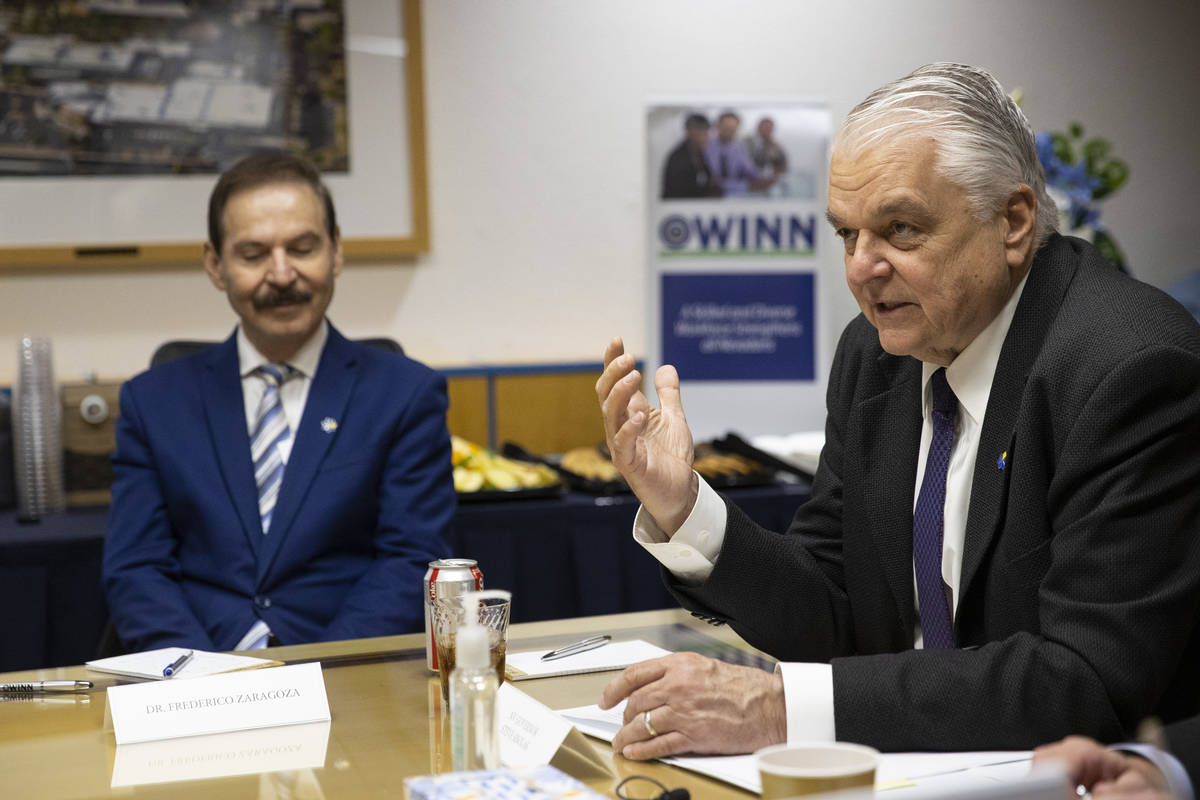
left=110, top=720, right=330, bottom=787
left=877, top=751, right=1033, bottom=782
left=559, top=701, right=1031, bottom=794
left=879, top=765, right=1065, bottom=799
left=88, top=647, right=278, bottom=681
left=506, top=639, right=672, bottom=680
left=107, top=662, right=331, bottom=745
left=495, top=682, right=574, bottom=769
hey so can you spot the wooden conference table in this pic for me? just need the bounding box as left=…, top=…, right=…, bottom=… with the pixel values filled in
left=1, top=609, right=774, bottom=799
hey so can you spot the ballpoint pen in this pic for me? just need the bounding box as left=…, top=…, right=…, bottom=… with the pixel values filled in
left=0, top=680, right=93, bottom=693
left=541, top=635, right=611, bottom=661
left=0, top=694, right=90, bottom=705
left=162, top=650, right=194, bottom=678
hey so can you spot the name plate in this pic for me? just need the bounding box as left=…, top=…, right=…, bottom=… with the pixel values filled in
left=111, top=721, right=331, bottom=787
left=106, top=662, right=331, bottom=745
left=496, top=683, right=609, bottom=780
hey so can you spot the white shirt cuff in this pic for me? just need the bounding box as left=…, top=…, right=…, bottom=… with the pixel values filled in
left=1112, top=743, right=1195, bottom=800
left=234, top=619, right=272, bottom=651
left=632, top=474, right=727, bottom=584
left=777, top=661, right=836, bottom=742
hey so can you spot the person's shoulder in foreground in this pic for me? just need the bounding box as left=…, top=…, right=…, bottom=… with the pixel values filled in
left=1035, top=715, right=1200, bottom=800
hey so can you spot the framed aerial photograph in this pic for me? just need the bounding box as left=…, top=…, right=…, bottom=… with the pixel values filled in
left=0, top=0, right=428, bottom=269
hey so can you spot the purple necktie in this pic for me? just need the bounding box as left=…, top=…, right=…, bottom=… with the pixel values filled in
left=913, top=368, right=957, bottom=649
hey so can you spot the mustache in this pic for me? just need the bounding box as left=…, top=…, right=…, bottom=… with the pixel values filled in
left=253, top=286, right=313, bottom=309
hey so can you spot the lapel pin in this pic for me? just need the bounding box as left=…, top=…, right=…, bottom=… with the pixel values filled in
left=321, top=417, right=338, bottom=434
left=997, top=450, right=1007, bottom=470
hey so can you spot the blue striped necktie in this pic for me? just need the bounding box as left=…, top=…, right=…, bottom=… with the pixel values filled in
left=251, top=364, right=295, bottom=535
left=913, top=367, right=957, bottom=649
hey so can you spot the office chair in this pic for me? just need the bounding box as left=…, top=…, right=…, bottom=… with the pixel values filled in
left=150, top=336, right=403, bottom=368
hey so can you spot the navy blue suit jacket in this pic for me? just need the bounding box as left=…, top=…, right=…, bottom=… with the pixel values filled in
left=102, top=324, right=454, bottom=651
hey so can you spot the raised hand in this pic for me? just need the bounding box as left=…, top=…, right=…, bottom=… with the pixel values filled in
left=596, top=337, right=699, bottom=534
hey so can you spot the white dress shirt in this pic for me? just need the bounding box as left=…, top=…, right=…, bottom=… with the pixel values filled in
left=634, top=271, right=1030, bottom=742
left=232, top=321, right=328, bottom=650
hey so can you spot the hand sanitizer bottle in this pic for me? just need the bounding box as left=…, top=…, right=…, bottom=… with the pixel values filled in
left=450, top=592, right=499, bottom=771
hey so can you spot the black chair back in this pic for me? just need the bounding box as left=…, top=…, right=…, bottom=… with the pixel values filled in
left=149, top=336, right=403, bottom=368
left=150, top=340, right=216, bottom=368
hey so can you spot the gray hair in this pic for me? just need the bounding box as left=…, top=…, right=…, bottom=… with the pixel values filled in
left=835, top=62, right=1058, bottom=246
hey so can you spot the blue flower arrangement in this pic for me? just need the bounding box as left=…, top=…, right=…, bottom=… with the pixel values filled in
left=1036, top=124, right=1129, bottom=269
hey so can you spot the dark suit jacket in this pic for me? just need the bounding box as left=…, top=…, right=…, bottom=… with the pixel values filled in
left=1166, top=715, right=1200, bottom=792
left=670, top=235, right=1200, bottom=751
left=662, top=139, right=720, bottom=199
left=103, top=324, right=454, bottom=652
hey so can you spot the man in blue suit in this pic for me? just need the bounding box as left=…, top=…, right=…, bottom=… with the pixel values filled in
left=103, top=153, right=454, bottom=652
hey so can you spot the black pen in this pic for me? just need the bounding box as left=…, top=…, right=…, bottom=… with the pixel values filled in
left=541, top=635, right=611, bottom=661
left=0, top=680, right=93, bottom=693
left=162, top=650, right=194, bottom=678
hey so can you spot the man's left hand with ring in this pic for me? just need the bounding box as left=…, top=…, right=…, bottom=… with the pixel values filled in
left=599, top=652, right=787, bottom=760
left=643, top=709, right=660, bottom=738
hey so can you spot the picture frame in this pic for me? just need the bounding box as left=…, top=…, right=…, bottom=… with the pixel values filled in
left=0, top=0, right=429, bottom=271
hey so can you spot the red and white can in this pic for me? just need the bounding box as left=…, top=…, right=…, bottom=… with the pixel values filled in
left=424, top=558, right=484, bottom=671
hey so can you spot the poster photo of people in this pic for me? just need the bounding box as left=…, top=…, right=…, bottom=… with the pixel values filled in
left=649, top=103, right=827, bottom=202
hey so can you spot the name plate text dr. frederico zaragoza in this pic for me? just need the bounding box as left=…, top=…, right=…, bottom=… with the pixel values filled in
left=106, top=662, right=331, bottom=745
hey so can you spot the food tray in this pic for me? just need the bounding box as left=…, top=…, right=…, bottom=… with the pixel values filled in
left=455, top=483, right=566, bottom=503
left=502, top=441, right=781, bottom=494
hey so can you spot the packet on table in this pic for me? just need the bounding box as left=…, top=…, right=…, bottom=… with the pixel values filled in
left=404, top=764, right=606, bottom=799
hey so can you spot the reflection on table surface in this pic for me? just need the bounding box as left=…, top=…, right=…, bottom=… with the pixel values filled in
left=0, top=609, right=771, bottom=799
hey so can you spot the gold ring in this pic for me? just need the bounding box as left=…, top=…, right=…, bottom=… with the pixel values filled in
left=643, top=709, right=659, bottom=738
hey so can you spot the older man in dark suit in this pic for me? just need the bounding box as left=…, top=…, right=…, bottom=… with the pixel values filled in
left=596, top=63, right=1200, bottom=758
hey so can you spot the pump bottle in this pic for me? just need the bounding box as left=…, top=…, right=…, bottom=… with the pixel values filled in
left=450, top=591, right=499, bottom=770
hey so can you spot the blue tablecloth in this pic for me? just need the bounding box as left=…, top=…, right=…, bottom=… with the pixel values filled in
left=0, top=482, right=809, bottom=672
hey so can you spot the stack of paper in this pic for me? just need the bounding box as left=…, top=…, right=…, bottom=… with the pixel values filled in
left=87, top=648, right=281, bottom=681
left=505, top=639, right=671, bottom=680
left=559, top=701, right=1035, bottom=795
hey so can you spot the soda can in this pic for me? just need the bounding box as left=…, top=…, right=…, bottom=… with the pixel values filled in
left=424, top=558, right=484, bottom=671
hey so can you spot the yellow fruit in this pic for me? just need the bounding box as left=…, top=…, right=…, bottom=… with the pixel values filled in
left=453, top=466, right=484, bottom=492
left=483, top=468, right=519, bottom=491
left=451, top=436, right=480, bottom=466
left=450, top=435, right=560, bottom=492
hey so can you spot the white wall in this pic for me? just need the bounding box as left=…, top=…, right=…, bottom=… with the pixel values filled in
left=2, top=0, right=1198, bottom=385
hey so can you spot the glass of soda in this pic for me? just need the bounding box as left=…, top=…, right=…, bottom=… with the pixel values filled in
left=433, top=589, right=511, bottom=702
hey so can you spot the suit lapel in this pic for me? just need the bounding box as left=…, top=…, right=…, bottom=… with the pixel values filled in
left=958, top=236, right=1078, bottom=602
left=257, top=327, right=360, bottom=581
left=200, top=334, right=264, bottom=556
left=857, top=354, right=923, bottom=639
